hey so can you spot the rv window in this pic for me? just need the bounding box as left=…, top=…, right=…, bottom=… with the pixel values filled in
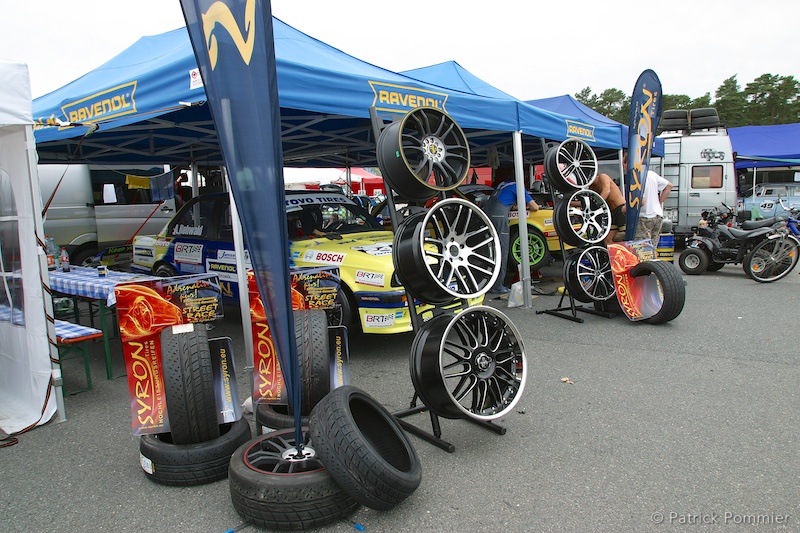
left=90, top=167, right=165, bottom=205
left=691, top=165, right=723, bottom=189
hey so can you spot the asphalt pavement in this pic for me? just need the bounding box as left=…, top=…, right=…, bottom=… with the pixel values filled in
left=1, top=254, right=798, bottom=532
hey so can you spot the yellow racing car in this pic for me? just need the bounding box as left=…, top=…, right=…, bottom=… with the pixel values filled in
left=131, top=190, right=480, bottom=335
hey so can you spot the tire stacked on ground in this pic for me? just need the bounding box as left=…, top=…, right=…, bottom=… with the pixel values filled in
left=231, top=386, right=423, bottom=529
left=254, top=309, right=329, bottom=433
left=139, top=325, right=252, bottom=486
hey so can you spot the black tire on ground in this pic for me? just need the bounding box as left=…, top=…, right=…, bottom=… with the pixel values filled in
left=629, top=260, right=686, bottom=324
left=678, top=247, right=709, bottom=275
left=255, top=403, right=310, bottom=432
left=161, top=325, right=220, bottom=445
left=228, top=427, right=359, bottom=530
left=294, top=310, right=330, bottom=415
left=705, top=261, right=725, bottom=272
left=309, top=385, right=422, bottom=511
left=139, top=418, right=251, bottom=486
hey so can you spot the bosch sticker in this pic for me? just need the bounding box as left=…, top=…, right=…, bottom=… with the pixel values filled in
left=303, top=250, right=346, bottom=264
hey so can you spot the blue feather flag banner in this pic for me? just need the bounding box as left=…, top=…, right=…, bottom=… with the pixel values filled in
left=625, top=69, right=663, bottom=240
left=179, top=0, right=301, bottom=430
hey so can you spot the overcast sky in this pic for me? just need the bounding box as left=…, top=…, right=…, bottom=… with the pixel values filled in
left=1, top=0, right=796, bottom=101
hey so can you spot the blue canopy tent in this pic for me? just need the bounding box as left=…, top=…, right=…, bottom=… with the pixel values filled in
left=526, top=94, right=664, bottom=155
left=728, top=123, right=800, bottom=169
left=402, top=61, right=624, bottom=154
left=33, top=20, right=567, bottom=167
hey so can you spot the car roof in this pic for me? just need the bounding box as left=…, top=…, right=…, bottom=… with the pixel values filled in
left=191, top=190, right=355, bottom=210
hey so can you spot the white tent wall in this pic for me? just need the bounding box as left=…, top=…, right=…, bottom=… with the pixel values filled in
left=0, top=59, right=59, bottom=435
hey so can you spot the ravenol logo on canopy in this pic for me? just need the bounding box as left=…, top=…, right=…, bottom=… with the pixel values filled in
left=565, top=120, right=595, bottom=142
left=61, top=82, right=138, bottom=124
left=369, top=81, right=448, bottom=114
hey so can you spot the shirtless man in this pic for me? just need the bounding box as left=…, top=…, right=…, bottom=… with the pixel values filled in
left=588, top=172, right=626, bottom=244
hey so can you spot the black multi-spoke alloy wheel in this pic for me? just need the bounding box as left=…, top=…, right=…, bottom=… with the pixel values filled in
left=410, top=306, right=526, bottom=421
left=564, top=246, right=615, bottom=303
left=309, top=385, right=422, bottom=511
left=544, top=140, right=598, bottom=193
left=510, top=226, right=551, bottom=273
left=553, top=190, right=611, bottom=247
left=562, top=252, right=587, bottom=302
left=377, top=107, right=470, bottom=202
left=629, top=260, right=686, bottom=324
left=160, top=325, right=220, bottom=445
left=678, top=247, right=709, bottom=275
left=744, top=235, right=799, bottom=283
left=573, top=245, right=615, bottom=302
left=139, top=418, right=251, bottom=486
left=228, top=427, right=359, bottom=530
left=393, top=198, right=501, bottom=303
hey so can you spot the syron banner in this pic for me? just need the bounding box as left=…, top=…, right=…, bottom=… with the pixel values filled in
left=179, top=0, right=302, bottom=425
left=625, top=69, right=663, bottom=240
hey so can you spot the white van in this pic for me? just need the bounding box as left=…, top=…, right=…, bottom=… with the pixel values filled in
left=648, top=109, right=739, bottom=246
left=38, top=164, right=179, bottom=265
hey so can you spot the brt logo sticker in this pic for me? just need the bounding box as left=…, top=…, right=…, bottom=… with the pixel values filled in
left=364, top=313, right=395, bottom=328
left=355, top=270, right=385, bottom=287
left=174, top=243, right=203, bottom=264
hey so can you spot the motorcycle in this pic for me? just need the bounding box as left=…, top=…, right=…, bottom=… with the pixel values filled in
left=741, top=199, right=800, bottom=283
left=678, top=203, right=779, bottom=276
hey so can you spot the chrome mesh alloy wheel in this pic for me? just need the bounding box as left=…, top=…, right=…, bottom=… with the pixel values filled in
left=410, top=306, right=526, bottom=421
left=377, top=107, right=470, bottom=202
left=394, top=199, right=501, bottom=303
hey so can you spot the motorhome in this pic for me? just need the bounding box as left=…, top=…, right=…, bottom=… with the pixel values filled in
left=648, top=109, right=739, bottom=246
left=38, top=164, right=180, bottom=265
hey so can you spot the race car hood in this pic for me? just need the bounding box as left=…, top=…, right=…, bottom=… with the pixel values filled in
left=290, top=230, right=394, bottom=287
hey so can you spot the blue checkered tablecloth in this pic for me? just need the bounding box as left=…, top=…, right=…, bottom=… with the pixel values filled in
left=48, top=266, right=158, bottom=306
left=54, top=319, right=102, bottom=341
left=0, top=304, right=25, bottom=324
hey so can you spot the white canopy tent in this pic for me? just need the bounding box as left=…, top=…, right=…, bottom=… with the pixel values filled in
left=0, top=59, right=60, bottom=437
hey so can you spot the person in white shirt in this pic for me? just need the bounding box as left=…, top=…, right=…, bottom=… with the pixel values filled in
left=625, top=152, right=673, bottom=247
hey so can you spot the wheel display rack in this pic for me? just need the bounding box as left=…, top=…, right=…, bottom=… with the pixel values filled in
left=369, top=107, right=522, bottom=452
left=536, top=142, right=616, bottom=324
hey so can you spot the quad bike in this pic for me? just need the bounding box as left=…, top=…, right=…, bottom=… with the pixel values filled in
left=679, top=203, right=798, bottom=282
